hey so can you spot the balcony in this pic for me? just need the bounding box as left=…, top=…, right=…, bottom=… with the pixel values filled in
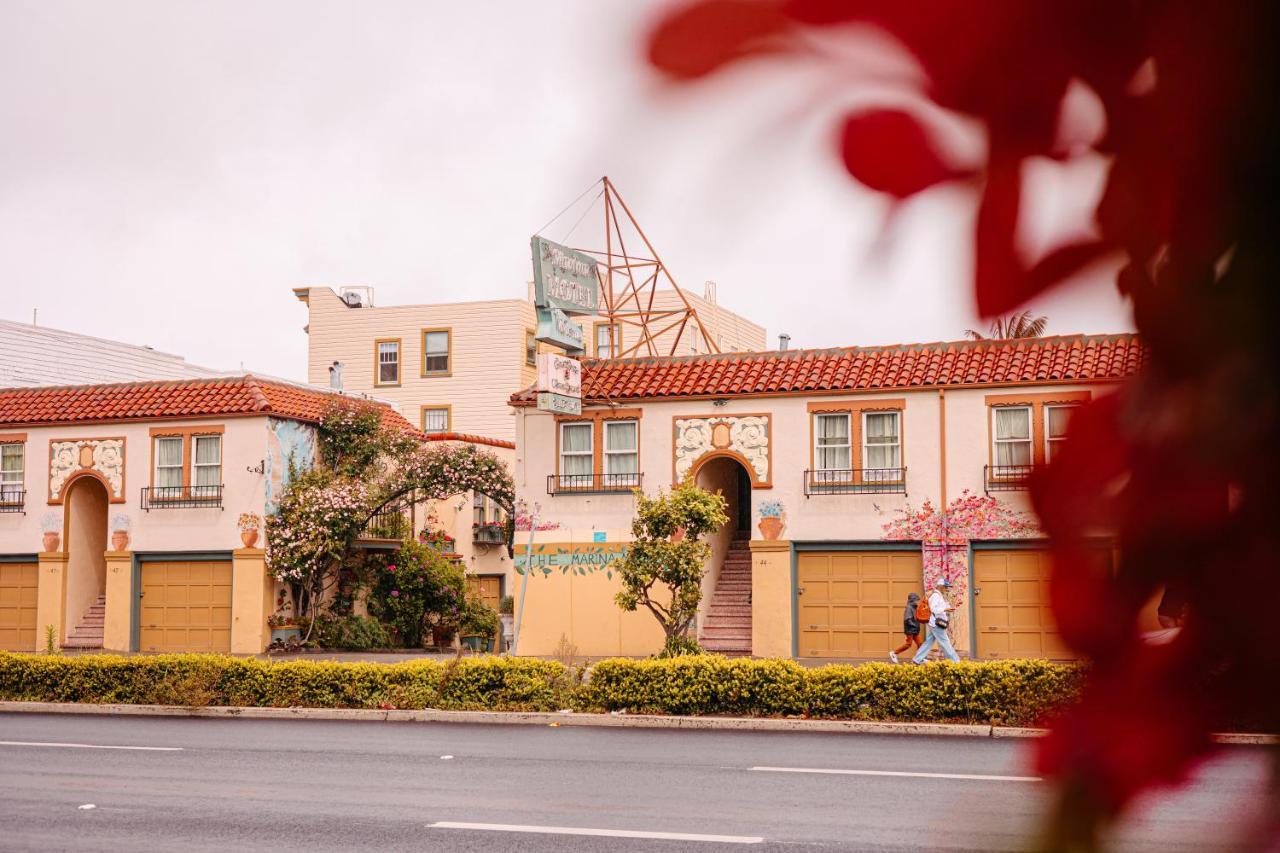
left=141, top=485, right=223, bottom=510
left=361, top=500, right=414, bottom=541
left=984, top=464, right=1033, bottom=493
left=0, top=488, right=25, bottom=513
left=473, top=523, right=506, bottom=545
left=803, top=468, right=907, bottom=497
left=547, top=472, right=643, bottom=495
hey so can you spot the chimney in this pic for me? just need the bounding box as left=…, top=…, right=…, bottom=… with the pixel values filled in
left=329, top=361, right=344, bottom=391
left=703, top=280, right=717, bottom=304
left=778, top=333, right=791, bottom=352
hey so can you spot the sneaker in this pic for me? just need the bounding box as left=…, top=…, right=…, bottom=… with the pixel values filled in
left=889, top=652, right=899, bottom=663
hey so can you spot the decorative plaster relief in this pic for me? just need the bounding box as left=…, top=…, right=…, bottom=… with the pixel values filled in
left=49, top=438, right=125, bottom=502
left=674, top=415, right=770, bottom=483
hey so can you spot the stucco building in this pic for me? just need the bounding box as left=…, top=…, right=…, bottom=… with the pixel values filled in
left=507, top=334, right=1151, bottom=661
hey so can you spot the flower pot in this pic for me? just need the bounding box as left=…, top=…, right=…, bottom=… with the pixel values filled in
left=111, top=531, right=129, bottom=551
left=670, top=527, right=687, bottom=543
left=42, top=531, right=60, bottom=553
left=240, top=529, right=260, bottom=548
left=758, top=516, right=785, bottom=541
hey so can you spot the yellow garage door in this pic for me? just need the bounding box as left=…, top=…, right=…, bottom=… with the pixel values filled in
left=797, top=551, right=922, bottom=658
left=0, top=562, right=38, bottom=652
left=140, top=561, right=232, bottom=653
left=973, top=550, right=1071, bottom=660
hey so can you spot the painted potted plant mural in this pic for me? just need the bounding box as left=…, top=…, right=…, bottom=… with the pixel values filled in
left=237, top=512, right=261, bottom=548
left=40, top=512, right=61, bottom=553
left=110, top=514, right=131, bottom=551
left=757, top=500, right=786, bottom=540
left=267, top=588, right=299, bottom=643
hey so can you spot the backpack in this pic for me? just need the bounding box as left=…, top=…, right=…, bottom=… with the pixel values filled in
left=915, top=599, right=931, bottom=622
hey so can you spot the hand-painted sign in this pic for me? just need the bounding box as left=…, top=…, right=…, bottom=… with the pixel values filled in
left=536, top=392, right=581, bottom=416
left=531, top=236, right=599, bottom=316
left=515, top=542, right=630, bottom=577
left=536, top=352, right=581, bottom=397
left=535, top=306, right=585, bottom=354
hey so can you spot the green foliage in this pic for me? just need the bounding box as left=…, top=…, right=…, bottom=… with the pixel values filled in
left=498, top=595, right=515, bottom=615
left=657, top=634, right=703, bottom=658
left=461, top=594, right=500, bottom=637
left=43, top=625, right=59, bottom=656
left=613, top=482, right=728, bottom=642
left=368, top=540, right=467, bottom=648
left=317, top=397, right=416, bottom=478
left=298, top=615, right=391, bottom=651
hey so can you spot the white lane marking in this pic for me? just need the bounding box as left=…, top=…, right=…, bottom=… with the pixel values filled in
left=0, top=740, right=183, bottom=752
left=429, top=821, right=764, bottom=844
left=78, top=804, right=96, bottom=810
left=750, top=766, right=1041, bottom=782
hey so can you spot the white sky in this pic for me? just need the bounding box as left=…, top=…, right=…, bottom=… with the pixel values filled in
left=0, top=0, right=1133, bottom=380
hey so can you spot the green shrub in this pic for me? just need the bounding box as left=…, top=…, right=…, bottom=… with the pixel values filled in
left=300, top=615, right=392, bottom=650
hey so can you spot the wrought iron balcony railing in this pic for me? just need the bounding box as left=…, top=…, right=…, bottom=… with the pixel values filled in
left=361, top=501, right=413, bottom=540
left=803, top=468, right=907, bottom=497
left=0, top=488, right=26, bottom=513
left=984, top=464, right=1034, bottom=493
left=473, top=524, right=507, bottom=545
left=141, top=484, right=224, bottom=510
left=547, top=472, right=643, bottom=495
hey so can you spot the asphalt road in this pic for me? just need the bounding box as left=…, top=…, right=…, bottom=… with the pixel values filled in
left=0, top=714, right=1269, bottom=852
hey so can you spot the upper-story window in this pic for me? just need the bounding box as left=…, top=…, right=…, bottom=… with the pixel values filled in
left=421, top=406, right=450, bottom=435
left=813, top=413, right=851, bottom=483
left=559, top=422, right=593, bottom=485
left=192, top=435, right=222, bottom=497
left=150, top=428, right=224, bottom=502
left=0, top=439, right=24, bottom=504
left=992, top=406, right=1033, bottom=469
left=595, top=323, right=618, bottom=358
left=1045, top=405, right=1077, bottom=463
left=154, top=436, right=185, bottom=491
left=376, top=339, right=401, bottom=386
left=422, top=329, right=451, bottom=375
left=603, top=419, right=639, bottom=486
left=525, top=330, right=537, bottom=367
left=862, top=411, right=901, bottom=482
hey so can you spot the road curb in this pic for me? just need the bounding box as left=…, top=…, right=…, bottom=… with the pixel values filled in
left=1, top=702, right=1273, bottom=744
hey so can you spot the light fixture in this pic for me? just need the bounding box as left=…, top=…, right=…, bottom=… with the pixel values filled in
left=712, top=398, right=728, bottom=407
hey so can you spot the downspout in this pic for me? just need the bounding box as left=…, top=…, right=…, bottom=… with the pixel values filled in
left=938, top=388, right=947, bottom=508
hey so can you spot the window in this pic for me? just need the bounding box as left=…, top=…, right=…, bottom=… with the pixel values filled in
left=376, top=339, right=400, bottom=385
left=862, top=411, right=901, bottom=482
left=1045, top=405, right=1077, bottom=463
left=192, top=435, right=222, bottom=497
left=603, top=420, right=639, bottom=486
left=595, top=323, right=618, bottom=358
left=0, top=442, right=23, bottom=502
left=422, top=329, right=451, bottom=375
left=525, top=330, right=537, bottom=367
left=559, top=422, right=594, bottom=486
left=992, top=406, right=1033, bottom=469
left=473, top=492, right=487, bottom=526
left=422, top=407, right=450, bottom=435
left=153, top=436, right=184, bottom=493
left=813, top=413, right=851, bottom=483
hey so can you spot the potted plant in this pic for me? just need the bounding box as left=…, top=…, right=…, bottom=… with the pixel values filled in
left=238, top=512, right=261, bottom=548
left=418, top=528, right=456, bottom=555
left=40, top=512, right=61, bottom=553
left=267, top=589, right=299, bottom=643
left=110, top=514, right=131, bottom=551
left=758, top=500, right=786, bottom=540
left=498, top=594, right=515, bottom=649
left=472, top=520, right=505, bottom=545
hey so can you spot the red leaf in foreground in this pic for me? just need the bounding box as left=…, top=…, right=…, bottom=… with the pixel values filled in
left=648, top=0, right=792, bottom=81
left=838, top=110, right=967, bottom=198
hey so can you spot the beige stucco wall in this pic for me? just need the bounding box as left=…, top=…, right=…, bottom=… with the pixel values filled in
left=231, top=547, right=272, bottom=654
left=102, top=550, right=132, bottom=652
left=750, top=539, right=792, bottom=658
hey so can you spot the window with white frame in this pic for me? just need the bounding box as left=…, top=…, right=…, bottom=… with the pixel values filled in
left=153, top=436, right=184, bottom=494
left=422, top=407, right=450, bottom=434
left=473, top=492, right=487, bottom=526
left=377, top=340, right=400, bottom=385
left=192, top=435, right=222, bottom=497
left=596, top=324, right=617, bottom=358
left=0, top=442, right=23, bottom=502
left=993, top=406, right=1033, bottom=471
left=422, top=330, right=450, bottom=374
left=603, top=420, right=639, bottom=486
left=1045, top=405, right=1077, bottom=463
left=813, top=413, right=851, bottom=483
left=559, top=422, right=593, bottom=486
left=862, top=411, right=901, bottom=482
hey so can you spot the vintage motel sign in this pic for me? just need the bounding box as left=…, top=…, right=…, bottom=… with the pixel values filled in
left=531, top=235, right=599, bottom=316
left=535, top=352, right=582, bottom=415
left=534, top=305, right=585, bottom=354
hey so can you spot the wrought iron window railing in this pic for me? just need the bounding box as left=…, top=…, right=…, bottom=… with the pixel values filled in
left=473, top=524, right=506, bottom=545
left=547, top=472, right=643, bottom=495
left=803, top=468, right=907, bottom=496
left=141, top=484, right=224, bottom=510
left=0, top=488, right=26, bottom=513
left=984, top=464, right=1034, bottom=492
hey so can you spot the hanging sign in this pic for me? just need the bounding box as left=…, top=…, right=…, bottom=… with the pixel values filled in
left=535, top=306, right=585, bottom=355
left=536, top=352, right=581, bottom=398
left=531, top=235, right=599, bottom=316
left=536, top=392, right=581, bottom=416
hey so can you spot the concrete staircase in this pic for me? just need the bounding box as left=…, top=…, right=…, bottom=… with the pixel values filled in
left=699, top=537, right=752, bottom=655
left=63, top=595, right=105, bottom=649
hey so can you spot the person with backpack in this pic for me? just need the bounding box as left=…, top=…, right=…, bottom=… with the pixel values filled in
left=912, top=578, right=961, bottom=663
left=889, top=592, right=925, bottom=663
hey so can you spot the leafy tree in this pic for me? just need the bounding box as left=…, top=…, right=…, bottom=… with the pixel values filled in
left=368, top=540, right=467, bottom=648
left=964, top=310, right=1048, bottom=340
left=612, top=481, right=728, bottom=656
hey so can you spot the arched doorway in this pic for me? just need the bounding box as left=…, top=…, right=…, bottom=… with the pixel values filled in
left=693, top=455, right=755, bottom=654
left=63, top=474, right=108, bottom=647
left=694, top=455, right=752, bottom=537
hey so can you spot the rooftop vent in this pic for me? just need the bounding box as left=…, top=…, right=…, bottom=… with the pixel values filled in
left=329, top=361, right=344, bottom=391
left=778, top=333, right=791, bottom=352
left=339, top=286, right=374, bottom=308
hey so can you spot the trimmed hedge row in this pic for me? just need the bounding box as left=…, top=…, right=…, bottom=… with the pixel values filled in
left=0, top=653, right=1081, bottom=725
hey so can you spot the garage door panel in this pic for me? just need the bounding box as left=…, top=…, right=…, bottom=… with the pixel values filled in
left=859, top=580, right=889, bottom=600
left=0, top=563, right=39, bottom=652
left=1010, top=580, right=1043, bottom=602
left=974, top=550, right=1102, bottom=661
left=830, top=605, right=859, bottom=627
left=798, top=550, right=923, bottom=659
left=139, top=561, right=232, bottom=653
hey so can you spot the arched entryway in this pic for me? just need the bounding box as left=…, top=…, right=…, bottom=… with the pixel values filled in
left=694, top=456, right=754, bottom=654
left=63, top=474, right=108, bottom=648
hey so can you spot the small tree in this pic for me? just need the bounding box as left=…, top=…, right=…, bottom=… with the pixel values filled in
left=612, top=481, right=728, bottom=656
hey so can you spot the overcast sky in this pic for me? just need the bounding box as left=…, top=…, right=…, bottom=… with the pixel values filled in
left=0, top=1, right=1133, bottom=380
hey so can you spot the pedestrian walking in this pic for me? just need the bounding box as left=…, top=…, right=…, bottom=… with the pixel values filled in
left=889, top=592, right=924, bottom=663
left=912, top=578, right=961, bottom=663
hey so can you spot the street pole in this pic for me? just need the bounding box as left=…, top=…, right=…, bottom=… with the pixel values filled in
left=511, top=511, right=536, bottom=657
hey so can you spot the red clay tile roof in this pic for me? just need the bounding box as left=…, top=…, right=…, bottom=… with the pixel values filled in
left=423, top=431, right=515, bottom=450
left=510, top=334, right=1145, bottom=405
left=0, top=375, right=420, bottom=434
